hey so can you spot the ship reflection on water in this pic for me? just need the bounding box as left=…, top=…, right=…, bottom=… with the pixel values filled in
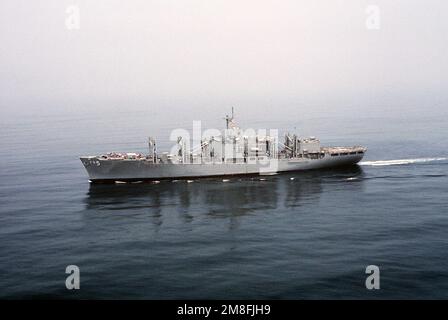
left=84, top=166, right=365, bottom=229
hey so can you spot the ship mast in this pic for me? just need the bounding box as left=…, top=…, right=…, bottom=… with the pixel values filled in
left=225, top=107, right=235, bottom=129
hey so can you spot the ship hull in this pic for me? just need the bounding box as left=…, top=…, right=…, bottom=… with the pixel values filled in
left=81, top=153, right=364, bottom=183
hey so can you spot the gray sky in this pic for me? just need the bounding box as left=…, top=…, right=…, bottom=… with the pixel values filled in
left=1, top=0, right=447, bottom=116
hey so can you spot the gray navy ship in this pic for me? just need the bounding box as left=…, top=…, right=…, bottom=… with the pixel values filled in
left=81, top=110, right=366, bottom=183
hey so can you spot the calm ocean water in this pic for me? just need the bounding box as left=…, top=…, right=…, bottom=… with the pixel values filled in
left=0, top=105, right=447, bottom=299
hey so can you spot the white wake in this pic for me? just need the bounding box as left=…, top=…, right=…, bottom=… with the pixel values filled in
left=359, top=157, right=448, bottom=167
